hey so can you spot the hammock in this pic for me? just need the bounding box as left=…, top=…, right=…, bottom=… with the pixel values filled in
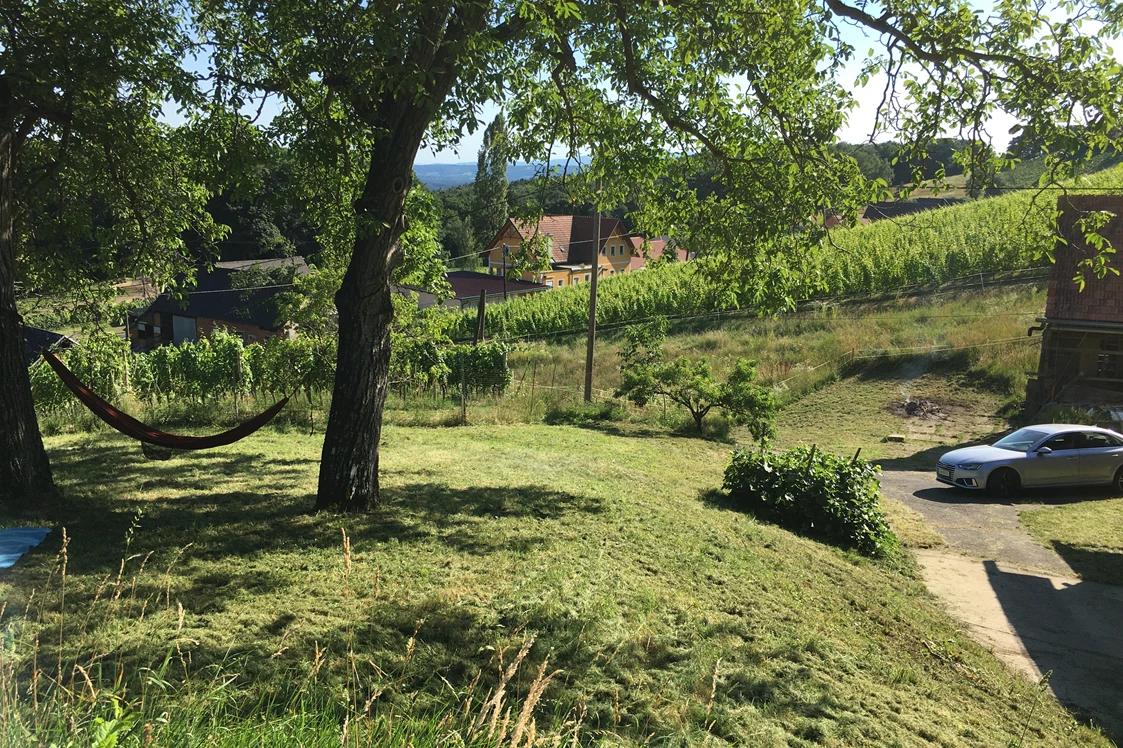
left=42, top=350, right=290, bottom=450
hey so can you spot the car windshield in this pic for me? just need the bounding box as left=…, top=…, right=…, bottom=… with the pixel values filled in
left=993, top=428, right=1048, bottom=452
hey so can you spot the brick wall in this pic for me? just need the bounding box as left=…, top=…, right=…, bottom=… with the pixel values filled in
left=1047, top=195, right=1123, bottom=322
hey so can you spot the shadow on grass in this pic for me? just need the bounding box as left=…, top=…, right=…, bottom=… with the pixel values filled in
left=13, top=445, right=826, bottom=744
left=38, top=442, right=601, bottom=575
left=544, top=418, right=736, bottom=444
left=874, top=445, right=955, bottom=472
left=874, top=427, right=1015, bottom=472
left=1048, top=542, right=1123, bottom=587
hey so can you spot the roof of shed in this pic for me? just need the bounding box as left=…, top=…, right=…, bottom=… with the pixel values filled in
left=141, top=256, right=308, bottom=331
left=445, top=270, right=548, bottom=299
left=23, top=326, right=76, bottom=367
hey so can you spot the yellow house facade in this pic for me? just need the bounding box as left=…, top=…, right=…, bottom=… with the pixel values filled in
left=483, top=215, right=636, bottom=289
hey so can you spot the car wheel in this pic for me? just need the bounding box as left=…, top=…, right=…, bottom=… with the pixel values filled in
left=1113, top=466, right=1123, bottom=496
left=987, top=468, right=1020, bottom=499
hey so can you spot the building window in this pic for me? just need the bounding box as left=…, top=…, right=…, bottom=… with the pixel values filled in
left=609, top=270, right=615, bottom=276
left=584, top=273, right=590, bottom=282
left=558, top=279, right=564, bottom=287
left=1098, top=338, right=1121, bottom=378
left=610, top=245, right=616, bottom=256
left=600, top=246, right=606, bottom=256
left=546, top=280, right=554, bottom=288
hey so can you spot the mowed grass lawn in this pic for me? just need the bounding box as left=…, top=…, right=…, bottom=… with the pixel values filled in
left=772, top=364, right=1010, bottom=471
left=1021, top=498, right=1123, bottom=586
left=1, top=425, right=1110, bottom=746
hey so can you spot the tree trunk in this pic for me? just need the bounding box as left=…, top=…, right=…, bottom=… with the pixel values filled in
left=314, top=104, right=431, bottom=513
left=0, top=124, right=57, bottom=509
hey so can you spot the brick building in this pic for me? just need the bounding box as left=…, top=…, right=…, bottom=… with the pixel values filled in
left=1026, top=195, right=1123, bottom=413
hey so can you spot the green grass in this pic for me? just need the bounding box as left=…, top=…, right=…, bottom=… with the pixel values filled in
left=498, top=283, right=1046, bottom=435
left=772, top=363, right=1011, bottom=471
left=1, top=426, right=1112, bottom=746
left=1021, top=499, right=1123, bottom=586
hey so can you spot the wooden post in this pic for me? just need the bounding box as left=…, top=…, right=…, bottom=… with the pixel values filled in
left=475, top=289, right=486, bottom=344
left=459, top=354, right=467, bottom=425
left=234, top=353, right=241, bottom=418
left=851, top=447, right=862, bottom=464
left=584, top=204, right=601, bottom=402
left=307, top=388, right=314, bottom=435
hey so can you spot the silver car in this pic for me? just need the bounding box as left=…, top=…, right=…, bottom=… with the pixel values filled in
left=936, top=423, right=1123, bottom=497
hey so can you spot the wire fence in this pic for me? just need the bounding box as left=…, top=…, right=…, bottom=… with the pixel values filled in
left=466, top=266, right=1052, bottom=346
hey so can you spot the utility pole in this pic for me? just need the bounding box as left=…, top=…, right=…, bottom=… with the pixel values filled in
left=584, top=204, right=601, bottom=402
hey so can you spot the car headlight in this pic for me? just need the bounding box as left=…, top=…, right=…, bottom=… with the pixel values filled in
left=957, top=462, right=982, bottom=471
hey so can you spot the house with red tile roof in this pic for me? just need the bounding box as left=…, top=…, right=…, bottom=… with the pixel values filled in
left=482, top=215, right=636, bottom=289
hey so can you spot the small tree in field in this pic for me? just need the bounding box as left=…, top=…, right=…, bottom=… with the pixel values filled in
left=616, top=319, right=776, bottom=438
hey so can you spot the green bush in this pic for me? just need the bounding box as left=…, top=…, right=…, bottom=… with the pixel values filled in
left=544, top=400, right=626, bottom=425
left=722, top=446, right=898, bottom=557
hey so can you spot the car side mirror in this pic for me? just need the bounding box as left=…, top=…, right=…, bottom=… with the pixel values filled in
left=1036, top=446, right=1053, bottom=455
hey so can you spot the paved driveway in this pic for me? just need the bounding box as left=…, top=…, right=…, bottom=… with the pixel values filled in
left=880, top=471, right=1123, bottom=742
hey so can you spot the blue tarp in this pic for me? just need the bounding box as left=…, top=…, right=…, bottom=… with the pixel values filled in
left=0, top=528, right=51, bottom=569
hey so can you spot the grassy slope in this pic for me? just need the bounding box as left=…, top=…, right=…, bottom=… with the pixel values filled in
left=771, top=365, right=1010, bottom=470
left=496, top=284, right=1047, bottom=429
left=1021, top=500, right=1123, bottom=586
left=1, top=426, right=1109, bottom=746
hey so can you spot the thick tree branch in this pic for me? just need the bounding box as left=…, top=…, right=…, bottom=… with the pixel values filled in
left=822, top=0, right=1042, bottom=84
left=613, top=7, right=732, bottom=163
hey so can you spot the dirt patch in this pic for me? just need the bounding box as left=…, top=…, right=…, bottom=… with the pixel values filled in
left=888, top=398, right=951, bottom=420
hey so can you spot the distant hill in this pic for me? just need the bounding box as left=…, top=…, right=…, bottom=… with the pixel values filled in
left=415, top=159, right=583, bottom=189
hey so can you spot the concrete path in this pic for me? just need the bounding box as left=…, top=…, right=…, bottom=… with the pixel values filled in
left=880, top=471, right=1123, bottom=742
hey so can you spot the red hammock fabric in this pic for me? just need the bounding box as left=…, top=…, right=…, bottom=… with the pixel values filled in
left=42, top=350, right=290, bottom=450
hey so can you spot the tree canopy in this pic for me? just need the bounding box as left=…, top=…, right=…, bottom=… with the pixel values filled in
left=0, top=0, right=238, bottom=503
left=471, top=113, right=510, bottom=254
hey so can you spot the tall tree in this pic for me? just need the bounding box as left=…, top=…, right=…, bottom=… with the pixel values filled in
left=472, top=113, right=511, bottom=256
left=194, top=0, right=1123, bottom=512
left=0, top=1, right=224, bottom=508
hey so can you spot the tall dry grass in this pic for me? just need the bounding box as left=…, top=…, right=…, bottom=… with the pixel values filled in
left=0, top=528, right=585, bottom=747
